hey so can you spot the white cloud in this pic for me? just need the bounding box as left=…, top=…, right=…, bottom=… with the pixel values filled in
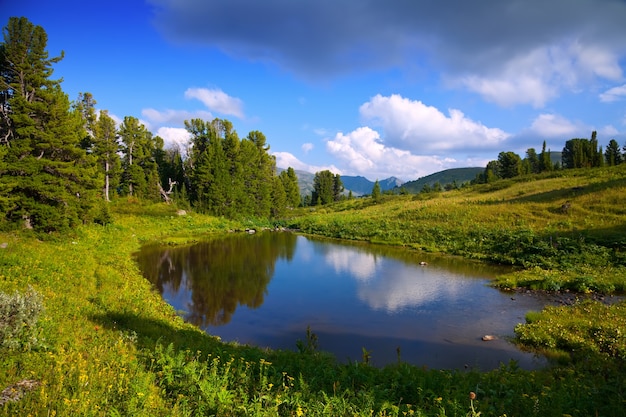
left=142, top=108, right=213, bottom=126
left=359, top=94, right=510, bottom=153
left=326, top=127, right=453, bottom=180
left=528, top=113, right=587, bottom=138
left=453, top=41, right=623, bottom=108
left=184, top=88, right=244, bottom=118
left=600, top=84, right=626, bottom=102
left=155, top=127, right=192, bottom=150
left=272, top=151, right=341, bottom=175
left=301, top=143, right=314, bottom=153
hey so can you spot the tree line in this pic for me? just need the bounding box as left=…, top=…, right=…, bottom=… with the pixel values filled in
left=474, top=132, right=626, bottom=184
left=0, top=16, right=299, bottom=233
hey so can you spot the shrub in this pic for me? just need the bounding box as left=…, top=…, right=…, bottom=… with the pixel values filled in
left=0, top=286, right=44, bottom=350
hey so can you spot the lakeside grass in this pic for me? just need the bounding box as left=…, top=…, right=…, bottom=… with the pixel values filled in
left=288, top=165, right=626, bottom=293
left=1, top=167, right=626, bottom=415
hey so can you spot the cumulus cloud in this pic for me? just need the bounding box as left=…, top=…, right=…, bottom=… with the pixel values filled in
left=301, top=143, right=314, bottom=153
left=600, top=84, right=626, bottom=102
left=184, top=87, right=244, bottom=118
left=155, top=127, right=192, bottom=150
left=149, top=0, right=626, bottom=106
left=326, top=127, right=456, bottom=181
left=142, top=108, right=213, bottom=126
left=273, top=151, right=341, bottom=175
left=359, top=94, right=510, bottom=153
left=528, top=114, right=590, bottom=138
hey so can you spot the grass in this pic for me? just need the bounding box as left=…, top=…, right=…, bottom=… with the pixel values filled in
left=0, top=168, right=625, bottom=415
left=288, top=165, right=626, bottom=292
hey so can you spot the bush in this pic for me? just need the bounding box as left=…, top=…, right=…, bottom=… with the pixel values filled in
left=0, top=286, right=44, bottom=350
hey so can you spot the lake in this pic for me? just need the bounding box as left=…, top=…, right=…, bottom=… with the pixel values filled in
left=136, top=231, right=554, bottom=370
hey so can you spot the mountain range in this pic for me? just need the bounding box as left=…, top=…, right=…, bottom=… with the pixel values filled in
left=280, top=168, right=482, bottom=197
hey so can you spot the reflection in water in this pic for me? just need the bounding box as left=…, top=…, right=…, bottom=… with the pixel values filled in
left=136, top=232, right=297, bottom=326
left=137, top=232, right=552, bottom=370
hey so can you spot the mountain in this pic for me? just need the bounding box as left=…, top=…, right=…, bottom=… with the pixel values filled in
left=400, top=167, right=484, bottom=193
left=341, top=175, right=404, bottom=196
left=277, top=168, right=404, bottom=197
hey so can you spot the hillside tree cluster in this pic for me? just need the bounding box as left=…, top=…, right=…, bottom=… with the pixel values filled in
left=475, top=133, right=626, bottom=184
left=0, top=17, right=299, bottom=233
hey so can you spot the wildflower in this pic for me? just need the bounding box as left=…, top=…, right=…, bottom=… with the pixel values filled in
left=469, top=391, right=476, bottom=400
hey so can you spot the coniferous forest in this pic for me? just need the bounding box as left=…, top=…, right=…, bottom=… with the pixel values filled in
left=0, top=17, right=300, bottom=234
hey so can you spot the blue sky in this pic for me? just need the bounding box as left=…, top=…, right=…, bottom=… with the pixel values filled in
left=4, top=0, right=626, bottom=181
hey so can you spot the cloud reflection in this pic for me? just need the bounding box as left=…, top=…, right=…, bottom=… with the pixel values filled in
left=323, top=246, right=379, bottom=282
left=322, top=245, right=472, bottom=313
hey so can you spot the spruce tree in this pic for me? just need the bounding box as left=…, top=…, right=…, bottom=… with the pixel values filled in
left=279, top=167, right=300, bottom=209
left=93, top=110, right=120, bottom=201
left=0, top=17, right=100, bottom=232
left=371, top=179, right=381, bottom=202
left=118, top=116, right=159, bottom=200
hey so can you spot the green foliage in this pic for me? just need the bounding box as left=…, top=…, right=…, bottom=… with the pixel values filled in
left=312, top=170, right=343, bottom=205
left=371, top=180, right=381, bottom=202
left=0, top=17, right=101, bottom=233
left=515, top=300, right=626, bottom=362
left=562, top=132, right=603, bottom=169
left=0, top=286, right=44, bottom=350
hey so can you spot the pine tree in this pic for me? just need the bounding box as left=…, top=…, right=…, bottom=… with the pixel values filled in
left=0, top=17, right=100, bottom=232
left=279, top=167, right=300, bottom=208
left=604, top=139, right=623, bottom=166
left=539, top=141, right=553, bottom=172
left=371, top=179, right=381, bottom=202
left=75, top=92, right=97, bottom=150
left=270, top=176, right=287, bottom=218
left=118, top=116, right=159, bottom=200
left=93, top=110, right=120, bottom=201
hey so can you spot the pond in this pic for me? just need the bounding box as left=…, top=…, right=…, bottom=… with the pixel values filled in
left=136, top=231, right=554, bottom=370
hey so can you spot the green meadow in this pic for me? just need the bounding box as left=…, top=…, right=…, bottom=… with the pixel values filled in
left=2, top=165, right=626, bottom=416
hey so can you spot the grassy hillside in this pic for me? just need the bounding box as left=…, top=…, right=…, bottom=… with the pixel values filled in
left=400, top=167, right=484, bottom=193
left=1, top=167, right=626, bottom=416
left=288, top=165, right=626, bottom=292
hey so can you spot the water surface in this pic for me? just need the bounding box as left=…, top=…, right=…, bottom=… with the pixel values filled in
left=136, top=232, right=553, bottom=370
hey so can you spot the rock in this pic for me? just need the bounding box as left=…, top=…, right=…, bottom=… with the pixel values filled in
left=176, top=210, right=187, bottom=216
left=481, top=335, right=497, bottom=341
left=419, top=261, right=428, bottom=266
left=0, top=242, right=7, bottom=249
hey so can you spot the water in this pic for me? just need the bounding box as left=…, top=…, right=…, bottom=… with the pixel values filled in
left=136, top=232, right=554, bottom=370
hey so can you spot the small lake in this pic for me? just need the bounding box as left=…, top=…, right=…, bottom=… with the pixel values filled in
left=136, top=232, right=554, bottom=370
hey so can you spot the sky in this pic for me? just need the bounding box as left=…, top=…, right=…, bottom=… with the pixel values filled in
left=4, top=0, right=626, bottom=181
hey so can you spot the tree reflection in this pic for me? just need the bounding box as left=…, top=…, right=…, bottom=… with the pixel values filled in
left=135, top=232, right=297, bottom=327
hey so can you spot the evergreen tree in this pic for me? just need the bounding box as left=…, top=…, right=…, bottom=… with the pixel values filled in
left=118, top=116, right=159, bottom=200
left=333, top=173, right=344, bottom=202
left=93, top=110, right=120, bottom=201
left=75, top=92, right=97, bottom=150
left=312, top=170, right=336, bottom=205
left=242, top=130, right=274, bottom=217
left=539, top=141, right=553, bottom=172
left=497, top=151, right=522, bottom=178
left=0, top=17, right=100, bottom=232
left=605, top=139, right=623, bottom=166
left=279, top=167, right=300, bottom=209
left=562, top=134, right=603, bottom=169
left=524, top=148, right=540, bottom=174
left=484, top=160, right=501, bottom=182
left=270, top=176, right=287, bottom=218
left=371, top=180, right=381, bottom=202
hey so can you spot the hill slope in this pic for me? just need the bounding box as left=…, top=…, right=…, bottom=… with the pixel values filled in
left=400, top=167, right=483, bottom=193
